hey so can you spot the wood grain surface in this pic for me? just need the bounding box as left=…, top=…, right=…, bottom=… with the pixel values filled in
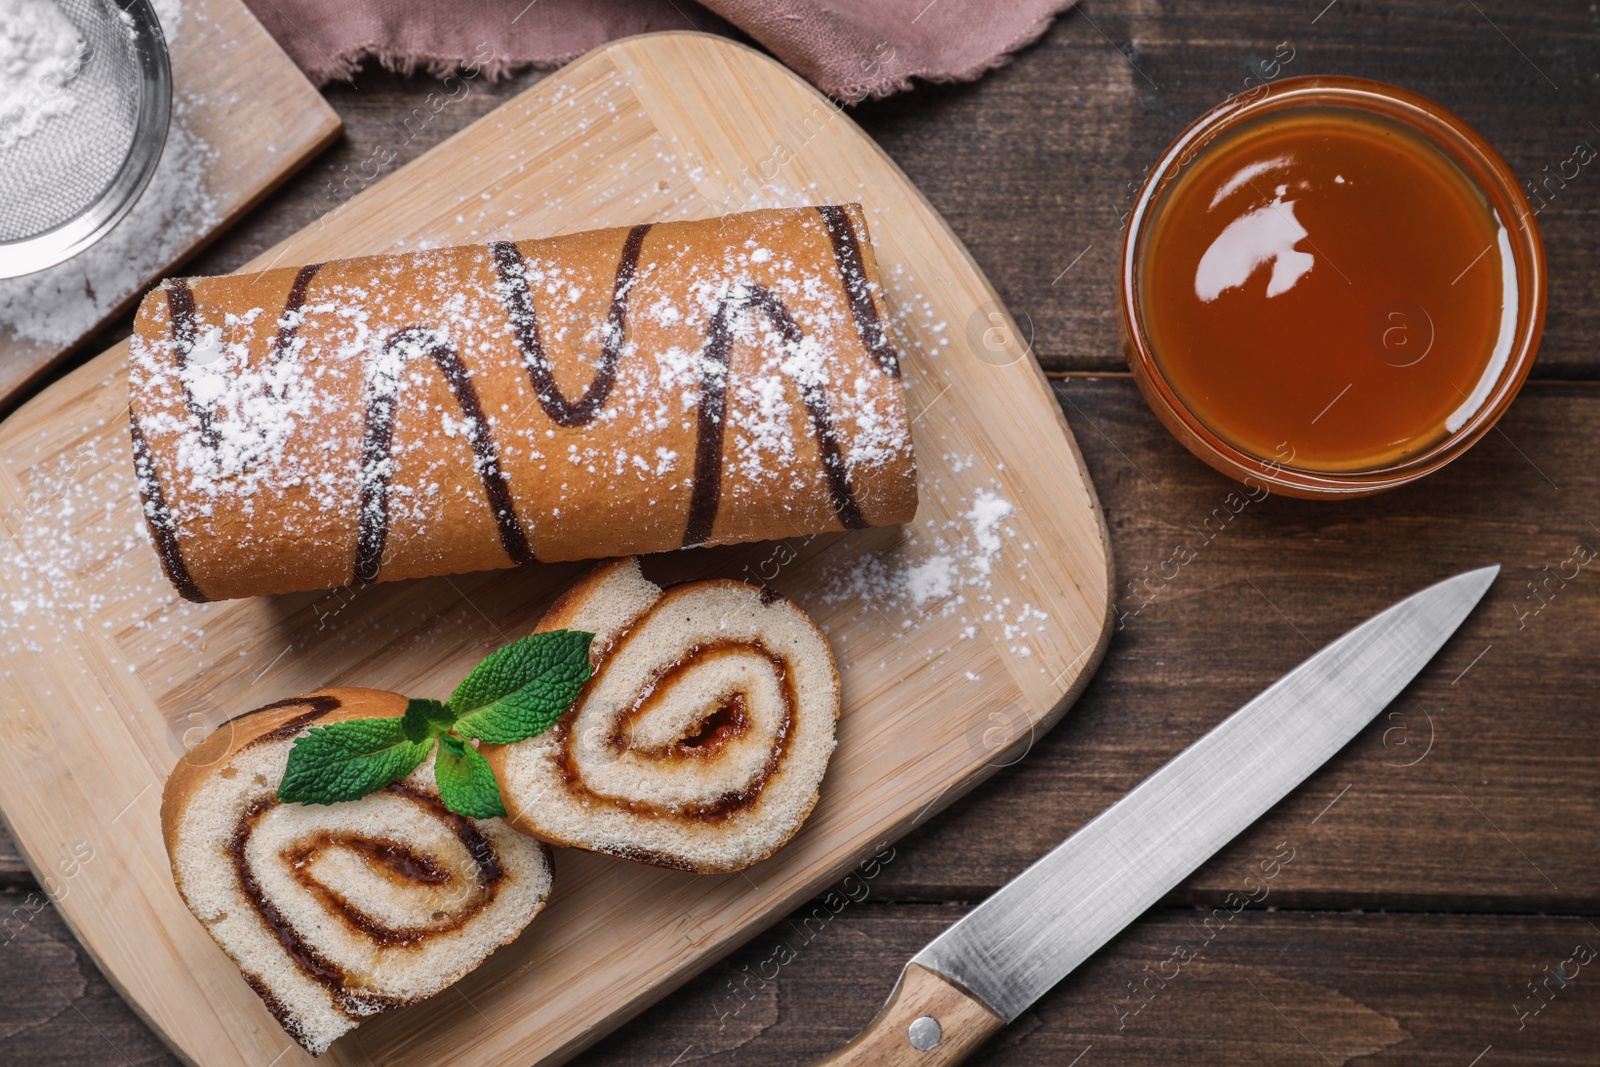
left=0, top=31, right=1111, bottom=1067
left=3, top=1, right=1598, bottom=1065
left=0, top=0, right=340, bottom=403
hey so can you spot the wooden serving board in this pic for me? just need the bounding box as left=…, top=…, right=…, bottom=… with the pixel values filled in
left=0, top=0, right=340, bottom=406
left=0, top=33, right=1111, bottom=1067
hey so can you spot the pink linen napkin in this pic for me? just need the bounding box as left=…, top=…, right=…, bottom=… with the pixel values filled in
left=242, top=0, right=1076, bottom=101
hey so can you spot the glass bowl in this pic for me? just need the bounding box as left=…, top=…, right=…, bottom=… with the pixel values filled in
left=1119, top=75, right=1545, bottom=498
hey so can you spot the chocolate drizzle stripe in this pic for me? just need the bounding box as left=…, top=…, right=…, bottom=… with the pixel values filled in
left=163, top=281, right=221, bottom=448
left=492, top=221, right=873, bottom=549
left=269, top=262, right=323, bottom=365
left=490, top=224, right=651, bottom=427
left=142, top=265, right=327, bottom=602
left=354, top=327, right=535, bottom=582
left=223, top=693, right=341, bottom=728
left=682, top=298, right=732, bottom=548
left=684, top=286, right=868, bottom=546
left=816, top=205, right=902, bottom=378
left=128, top=414, right=207, bottom=603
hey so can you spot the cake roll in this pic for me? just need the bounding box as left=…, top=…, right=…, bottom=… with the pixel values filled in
left=129, top=205, right=918, bottom=602
left=161, top=689, right=554, bottom=1055
left=482, top=557, right=839, bottom=873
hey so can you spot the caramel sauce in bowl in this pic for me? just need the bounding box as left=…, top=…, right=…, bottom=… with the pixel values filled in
left=1121, top=76, right=1545, bottom=497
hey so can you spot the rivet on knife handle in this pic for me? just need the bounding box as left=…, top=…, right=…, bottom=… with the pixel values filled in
left=812, top=963, right=1004, bottom=1066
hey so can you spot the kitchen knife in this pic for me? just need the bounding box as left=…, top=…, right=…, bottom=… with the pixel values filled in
left=815, top=565, right=1498, bottom=1066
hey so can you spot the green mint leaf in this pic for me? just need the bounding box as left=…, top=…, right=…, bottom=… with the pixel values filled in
left=277, top=718, right=432, bottom=806
left=452, top=629, right=594, bottom=744
left=402, top=698, right=455, bottom=743
left=433, top=734, right=507, bottom=818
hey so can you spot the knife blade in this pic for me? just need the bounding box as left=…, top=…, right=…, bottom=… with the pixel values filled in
left=815, top=565, right=1497, bottom=1066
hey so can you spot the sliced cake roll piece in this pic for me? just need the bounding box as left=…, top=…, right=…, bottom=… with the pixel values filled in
left=482, top=557, right=840, bottom=873
left=161, top=688, right=553, bottom=1055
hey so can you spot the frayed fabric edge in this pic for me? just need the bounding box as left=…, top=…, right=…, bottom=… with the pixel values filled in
left=297, top=0, right=1079, bottom=99
left=305, top=43, right=583, bottom=87
left=825, top=0, right=1081, bottom=103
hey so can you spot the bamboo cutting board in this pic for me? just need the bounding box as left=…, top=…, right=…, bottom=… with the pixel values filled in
left=0, top=32, right=1111, bottom=1067
left=0, top=0, right=340, bottom=406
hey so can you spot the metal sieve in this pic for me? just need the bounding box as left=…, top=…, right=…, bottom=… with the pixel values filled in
left=0, top=0, right=171, bottom=278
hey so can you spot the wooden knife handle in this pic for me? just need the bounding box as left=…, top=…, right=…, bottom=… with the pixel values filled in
left=812, top=963, right=1005, bottom=1066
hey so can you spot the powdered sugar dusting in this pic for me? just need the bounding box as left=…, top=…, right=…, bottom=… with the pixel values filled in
left=821, top=483, right=1048, bottom=660
left=0, top=0, right=85, bottom=152
left=966, top=490, right=1011, bottom=577
left=824, top=488, right=1012, bottom=610
left=0, top=400, right=210, bottom=668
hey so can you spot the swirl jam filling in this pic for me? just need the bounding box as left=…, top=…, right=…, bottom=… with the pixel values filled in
left=228, top=783, right=506, bottom=1003
left=556, top=640, right=796, bottom=822
left=668, top=692, right=749, bottom=757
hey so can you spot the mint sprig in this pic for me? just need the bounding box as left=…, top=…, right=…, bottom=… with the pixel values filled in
left=278, top=718, right=432, bottom=805
left=434, top=734, right=507, bottom=818
left=402, top=698, right=454, bottom=743
left=276, top=629, right=594, bottom=817
left=452, top=629, right=593, bottom=743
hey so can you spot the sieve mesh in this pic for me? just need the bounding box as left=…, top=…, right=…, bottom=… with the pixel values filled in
left=0, top=0, right=154, bottom=244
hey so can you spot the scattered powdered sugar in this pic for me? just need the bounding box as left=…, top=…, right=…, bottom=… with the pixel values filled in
left=966, top=490, right=1011, bottom=577
left=0, top=0, right=85, bottom=152
left=811, top=274, right=1057, bottom=665
left=903, top=553, right=957, bottom=605
left=824, top=488, right=1017, bottom=612
left=819, top=479, right=1056, bottom=662
left=0, top=400, right=209, bottom=666
left=820, top=483, right=1051, bottom=661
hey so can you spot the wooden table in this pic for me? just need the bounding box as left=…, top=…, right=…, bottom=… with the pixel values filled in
left=3, top=3, right=1596, bottom=1064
